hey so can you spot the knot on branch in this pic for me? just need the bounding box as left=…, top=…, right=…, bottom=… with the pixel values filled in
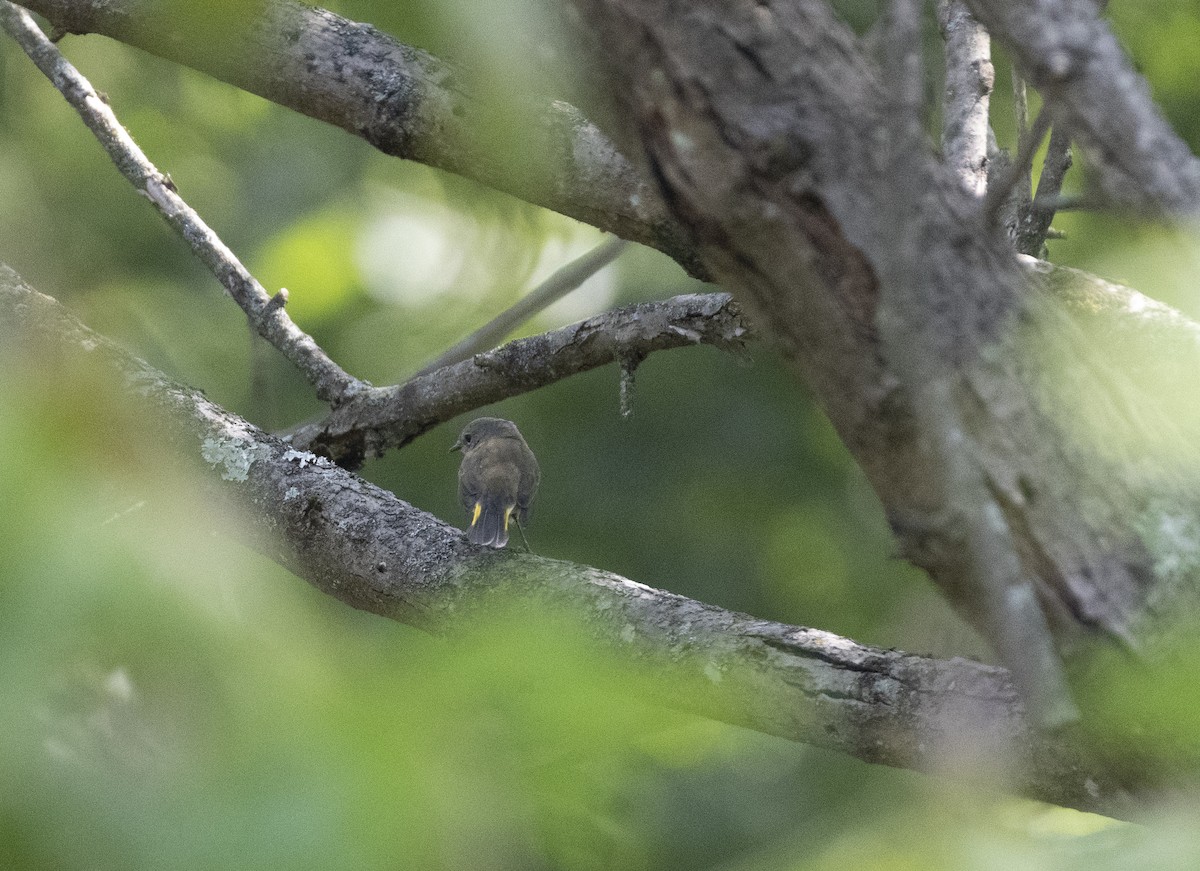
left=266, top=287, right=290, bottom=313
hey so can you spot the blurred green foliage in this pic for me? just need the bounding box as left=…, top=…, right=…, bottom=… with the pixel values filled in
left=4, top=0, right=1200, bottom=867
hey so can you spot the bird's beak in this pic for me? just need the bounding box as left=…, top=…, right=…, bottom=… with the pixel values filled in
left=449, top=440, right=462, bottom=453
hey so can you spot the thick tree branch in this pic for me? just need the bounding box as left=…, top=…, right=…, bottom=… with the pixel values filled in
left=965, top=0, right=1200, bottom=213
left=886, top=0, right=1073, bottom=726
left=0, top=0, right=361, bottom=404
left=14, top=0, right=704, bottom=277
left=291, top=292, right=752, bottom=467
left=556, top=1, right=1200, bottom=739
left=0, top=262, right=1139, bottom=817
left=1018, top=254, right=1200, bottom=443
left=567, top=0, right=1137, bottom=702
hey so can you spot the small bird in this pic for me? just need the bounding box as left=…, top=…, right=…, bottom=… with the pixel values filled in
left=451, top=417, right=540, bottom=549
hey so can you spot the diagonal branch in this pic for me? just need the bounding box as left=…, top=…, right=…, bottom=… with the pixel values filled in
left=15, top=0, right=704, bottom=277
left=290, top=292, right=752, bottom=467
left=983, top=105, right=1051, bottom=227
left=0, top=0, right=361, bottom=404
left=0, top=261, right=1138, bottom=818
left=1010, top=70, right=1033, bottom=207
left=412, top=235, right=630, bottom=378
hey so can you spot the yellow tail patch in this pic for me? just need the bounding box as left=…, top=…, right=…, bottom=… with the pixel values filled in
left=471, top=501, right=482, bottom=527
left=503, top=505, right=513, bottom=531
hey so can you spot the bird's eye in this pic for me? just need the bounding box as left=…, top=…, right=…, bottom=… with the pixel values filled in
left=462, top=434, right=472, bottom=444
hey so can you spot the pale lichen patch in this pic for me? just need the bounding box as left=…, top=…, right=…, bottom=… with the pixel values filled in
left=1137, top=501, right=1200, bottom=586
left=282, top=448, right=333, bottom=468
left=201, top=436, right=268, bottom=482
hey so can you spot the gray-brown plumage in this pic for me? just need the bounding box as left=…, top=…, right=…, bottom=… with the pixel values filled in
left=451, top=417, right=540, bottom=548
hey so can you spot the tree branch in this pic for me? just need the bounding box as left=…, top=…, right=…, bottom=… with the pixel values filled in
left=291, top=292, right=752, bottom=467
left=0, top=0, right=361, bottom=404
left=14, top=0, right=704, bottom=277
left=412, top=235, right=630, bottom=378
left=1010, top=70, right=1033, bottom=205
left=0, top=261, right=1139, bottom=818
left=984, top=105, right=1051, bottom=227
left=1017, top=124, right=1073, bottom=256
left=964, top=0, right=1200, bottom=213
left=938, top=0, right=992, bottom=199
left=1018, top=254, right=1200, bottom=439
left=559, top=0, right=1200, bottom=724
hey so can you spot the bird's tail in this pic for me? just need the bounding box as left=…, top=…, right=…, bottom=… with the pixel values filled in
left=468, top=496, right=514, bottom=548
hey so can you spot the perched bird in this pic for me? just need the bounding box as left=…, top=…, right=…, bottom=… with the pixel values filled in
left=451, top=417, right=540, bottom=549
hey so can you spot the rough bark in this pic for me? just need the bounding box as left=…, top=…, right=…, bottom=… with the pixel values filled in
left=10, top=0, right=1200, bottom=804
left=0, top=262, right=1138, bottom=818
left=561, top=0, right=1200, bottom=716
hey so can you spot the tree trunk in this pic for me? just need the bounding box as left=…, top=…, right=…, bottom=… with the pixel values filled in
left=564, top=0, right=1200, bottom=757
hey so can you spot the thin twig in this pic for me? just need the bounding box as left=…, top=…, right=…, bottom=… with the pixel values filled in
left=413, top=236, right=630, bottom=377
left=983, top=105, right=1051, bottom=227
left=1011, top=68, right=1032, bottom=206
left=1034, top=124, right=1074, bottom=205
left=1034, top=193, right=1093, bottom=212
left=0, top=1, right=361, bottom=404
left=938, top=0, right=993, bottom=198
left=1016, top=123, right=1073, bottom=255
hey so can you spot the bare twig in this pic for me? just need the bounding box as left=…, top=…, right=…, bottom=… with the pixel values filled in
left=0, top=1, right=361, bottom=404
left=413, top=236, right=630, bottom=377
left=0, top=262, right=1141, bottom=818
left=291, top=292, right=752, bottom=467
left=984, top=105, right=1051, bottom=227
left=1016, top=123, right=1073, bottom=255
left=1035, top=125, right=1074, bottom=205
left=938, top=0, right=993, bottom=198
left=1011, top=69, right=1033, bottom=207
left=1032, top=193, right=1094, bottom=212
